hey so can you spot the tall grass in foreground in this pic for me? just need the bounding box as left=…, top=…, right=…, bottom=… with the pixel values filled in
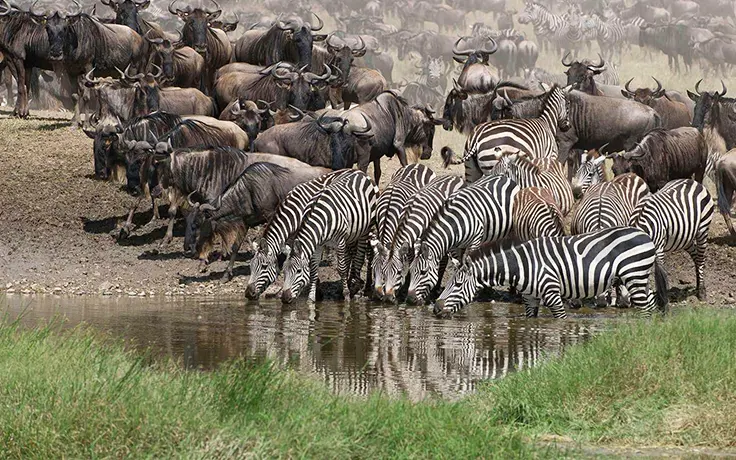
left=0, top=310, right=734, bottom=458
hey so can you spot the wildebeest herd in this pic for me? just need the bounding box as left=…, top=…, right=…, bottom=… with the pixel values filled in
left=3, top=0, right=736, bottom=318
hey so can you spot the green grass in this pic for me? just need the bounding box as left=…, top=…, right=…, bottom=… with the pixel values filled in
left=0, top=309, right=734, bottom=458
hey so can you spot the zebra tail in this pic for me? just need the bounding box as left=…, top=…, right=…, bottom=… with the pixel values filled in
left=654, top=258, right=669, bottom=313
left=441, top=146, right=456, bottom=169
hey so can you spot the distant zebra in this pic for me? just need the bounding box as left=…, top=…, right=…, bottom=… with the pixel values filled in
left=518, top=2, right=566, bottom=54
left=370, top=164, right=436, bottom=298
left=433, top=227, right=666, bottom=318
left=381, top=175, right=465, bottom=302
left=407, top=175, right=518, bottom=305
left=461, top=84, right=571, bottom=183
left=281, top=170, right=379, bottom=303
left=586, top=14, right=626, bottom=62
left=629, top=179, right=714, bottom=305
left=512, top=187, right=565, bottom=241
left=245, top=169, right=358, bottom=299
left=489, top=151, right=574, bottom=215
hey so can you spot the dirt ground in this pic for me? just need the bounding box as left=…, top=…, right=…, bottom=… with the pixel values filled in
left=0, top=108, right=735, bottom=306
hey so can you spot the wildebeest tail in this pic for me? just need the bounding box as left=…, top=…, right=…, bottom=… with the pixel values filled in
left=654, top=257, right=669, bottom=313
left=441, top=146, right=456, bottom=168
left=716, top=166, right=732, bottom=217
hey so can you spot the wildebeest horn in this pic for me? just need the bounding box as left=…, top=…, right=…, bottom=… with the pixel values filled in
left=187, top=191, right=200, bottom=208
left=256, top=100, right=271, bottom=114
left=230, top=98, right=242, bottom=115
left=307, top=63, right=331, bottom=82
left=351, top=113, right=372, bottom=137
left=352, top=35, right=366, bottom=55
left=207, top=0, right=220, bottom=14
left=694, top=78, right=703, bottom=96
left=310, top=12, right=323, bottom=31
left=326, top=32, right=343, bottom=50
left=270, top=62, right=294, bottom=81
left=452, top=36, right=474, bottom=56
left=480, top=37, right=498, bottom=55
left=100, top=0, right=111, bottom=5
left=83, top=67, right=98, bottom=85
left=150, top=63, right=164, bottom=80
left=624, top=77, right=634, bottom=93
left=29, top=0, right=45, bottom=17
left=502, top=89, right=512, bottom=106
left=168, top=0, right=182, bottom=15
left=145, top=29, right=164, bottom=44
left=651, top=77, right=664, bottom=97
left=561, top=51, right=573, bottom=67
left=69, top=0, right=82, bottom=16
left=452, top=78, right=462, bottom=92
left=589, top=53, right=605, bottom=69
left=720, top=80, right=727, bottom=96
left=0, top=0, right=9, bottom=15
left=124, top=63, right=145, bottom=81
left=316, top=112, right=340, bottom=131
left=288, top=105, right=306, bottom=121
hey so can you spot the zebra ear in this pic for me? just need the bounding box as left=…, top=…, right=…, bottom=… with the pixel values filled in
left=593, top=155, right=607, bottom=165
left=449, top=256, right=460, bottom=268
left=463, top=252, right=473, bottom=266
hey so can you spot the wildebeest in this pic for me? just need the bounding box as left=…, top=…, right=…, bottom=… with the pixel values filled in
left=143, top=32, right=204, bottom=89
left=121, top=65, right=215, bottom=116
left=621, top=77, right=691, bottom=129
left=329, top=67, right=386, bottom=110
left=233, top=15, right=326, bottom=70
left=611, top=127, right=707, bottom=193
left=253, top=112, right=373, bottom=170
left=218, top=99, right=274, bottom=150
left=561, top=53, right=622, bottom=98
left=168, top=0, right=232, bottom=94
left=31, top=2, right=146, bottom=126
left=714, top=149, right=736, bottom=236
left=452, top=36, right=499, bottom=93
left=344, top=91, right=443, bottom=182
left=102, top=0, right=165, bottom=38
left=213, top=62, right=332, bottom=111
left=185, top=159, right=331, bottom=281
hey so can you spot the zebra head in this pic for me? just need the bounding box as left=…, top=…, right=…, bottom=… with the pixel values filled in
left=281, top=241, right=311, bottom=303
left=571, top=149, right=607, bottom=198
left=406, top=241, right=440, bottom=305
left=382, top=243, right=413, bottom=302
left=517, top=3, right=537, bottom=25
left=433, top=255, right=479, bottom=317
left=245, top=237, right=279, bottom=299
left=369, top=236, right=389, bottom=298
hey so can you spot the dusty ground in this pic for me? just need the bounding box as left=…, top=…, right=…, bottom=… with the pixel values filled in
left=0, top=108, right=735, bottom=306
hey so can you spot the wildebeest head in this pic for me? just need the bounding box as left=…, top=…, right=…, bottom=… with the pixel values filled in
left=274, top=14, right=326, bottom=69
left=271, top=62, right=332, bottom=110
left=689, top=79, right=728, bottom=131
left=441, top=79, right=468, bottom=131
left=409, top=105, right=444, bottom=160
left=183, top=191, right=217, bottom=256
left=228, top=99, right=273, bottom=149
left=123, top=138, right=168, bottom=196
left=119, top=63, right=165, bottom=115
left=452, top=35, right=498, bottom=70
left=169, top=0, right=220, bottom=54
left=145, top=32, right=179, bottom=80
left=562, top=52, right=605, bottom=91
left=82, top=115, right=123, bottom=179
left=325, top=34, right=366, bottom=86
left=621, top=77, right=666, bottom=105
left=30, top=1, right=84, bottom=61
left=101, top=0, right=149, bottom=34
left=316, top=112, right=373, bottom=170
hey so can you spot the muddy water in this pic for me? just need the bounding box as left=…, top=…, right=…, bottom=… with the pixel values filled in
left=3, top=295, right=624, bottom=400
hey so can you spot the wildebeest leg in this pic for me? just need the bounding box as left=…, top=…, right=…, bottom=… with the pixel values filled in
left=151, top=196, right=160, bottom=221
left=118, top=196, right=144, bottom=239
left=372, top=158, right=382, bottom=184
left=14, top=61, right=29, bottom=118
left=223, top=236, right=245, bottom=282
left=2, top=67, right=13, bottom=107
left=160, top=194, right=183, bottom=247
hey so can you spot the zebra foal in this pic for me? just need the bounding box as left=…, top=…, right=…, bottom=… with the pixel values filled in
left=433, top=227, right=666, bottom=318
left=407, top=175, right=518, bottom=305
left=245, top=169, right=358, bottom=299
left=370, top=164, right=436, bottom=298
left=629, top=179, right=714, bottom=305
left=281, top=170, right=379, bottom=303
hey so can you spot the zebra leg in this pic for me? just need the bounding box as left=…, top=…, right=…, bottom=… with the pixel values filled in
left=687, top=237, right=708, bottom=301
left=523, top=296, right=540, bottom=318
left=622, top=269, right=656, bottom=316
left=542, top=291, right=567, bottom=319
left=336, top=240, right=353, bottom=301
left=308, top=247, right=323, bottom=303
left=431, top=254, right=451, bottom=300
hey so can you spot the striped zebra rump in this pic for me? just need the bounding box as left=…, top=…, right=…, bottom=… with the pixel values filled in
left=281, top=170, right=379, bottom=302
left=491, top=152, right=574, bottom=216
left=407, top=175, right=519, bottom=304
left=434, top=227, right=661, bottom=318
left=246, top=169, right=358, bottom=299
left=571, top=173, right=649, bottom=235
left=512, top=187, right=565, bottom=242
left=381, top=175, right=465, bottom=300
left=371, top=164, right=436, bottom=297
left=628, top=179, right=714, bottom=302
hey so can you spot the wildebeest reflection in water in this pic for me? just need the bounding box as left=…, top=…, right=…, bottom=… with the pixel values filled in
left=4, top=296, right=620, bottom=400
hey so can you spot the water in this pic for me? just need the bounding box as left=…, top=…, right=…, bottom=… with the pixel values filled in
left=3, top=295, right=623, bottom=400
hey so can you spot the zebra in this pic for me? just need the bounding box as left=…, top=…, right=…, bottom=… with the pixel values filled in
left=433, top=227, right=666, bottom=318
left=245, top=169, right=358, bottom=299
left=518, top=2, right=566, bottom=54
left=584, top=13, right=626, bottom=63
left=380, top=175, right=465, bottom=302
left=461, top=84, right=571, bottom=183
left=281, top=170, right=379, bottom=303
left=512, top=187, right=565, bottom=242
left=629, top=179, right=714, bottom=305
left=369, top=164, right=436, bottom=298
left=406, top=175, right=518, bottom=305
left=489, top=150, right=574, bottom=216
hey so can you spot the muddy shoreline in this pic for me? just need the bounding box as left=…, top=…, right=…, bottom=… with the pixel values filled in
left=1, top=110, right=736, bottom=307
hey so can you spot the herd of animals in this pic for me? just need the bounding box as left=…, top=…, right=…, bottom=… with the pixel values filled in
left=2, top=0, right=736, bottom=317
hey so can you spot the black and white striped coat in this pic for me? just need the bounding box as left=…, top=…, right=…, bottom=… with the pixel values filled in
left=434, top=227, right=664, bottom=318
left=629, top=179, right=714, bottom=304
left=512, top=187, right=565, bottom=242
left=246, top=169, right=358, bottom=299
left=489, top=151, right=574, bottom=216
left=370, top=164, right=436, bottom=298
left=407, top=175, right=518, bottom=305
left=462, top=85, right=571, bottom=183
left=281, top=170, right=379, bottom=303
left=381, top=175, right=465, bottom=302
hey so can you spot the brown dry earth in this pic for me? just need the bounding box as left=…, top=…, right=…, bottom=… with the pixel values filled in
left=1, top=109, right=735, bottom=306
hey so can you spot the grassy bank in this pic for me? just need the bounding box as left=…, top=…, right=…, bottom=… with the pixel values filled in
left=0, top=310, right=734, bottom=458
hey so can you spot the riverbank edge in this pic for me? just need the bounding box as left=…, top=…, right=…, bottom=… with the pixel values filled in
left=0, top=308, right=734, bottom=458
